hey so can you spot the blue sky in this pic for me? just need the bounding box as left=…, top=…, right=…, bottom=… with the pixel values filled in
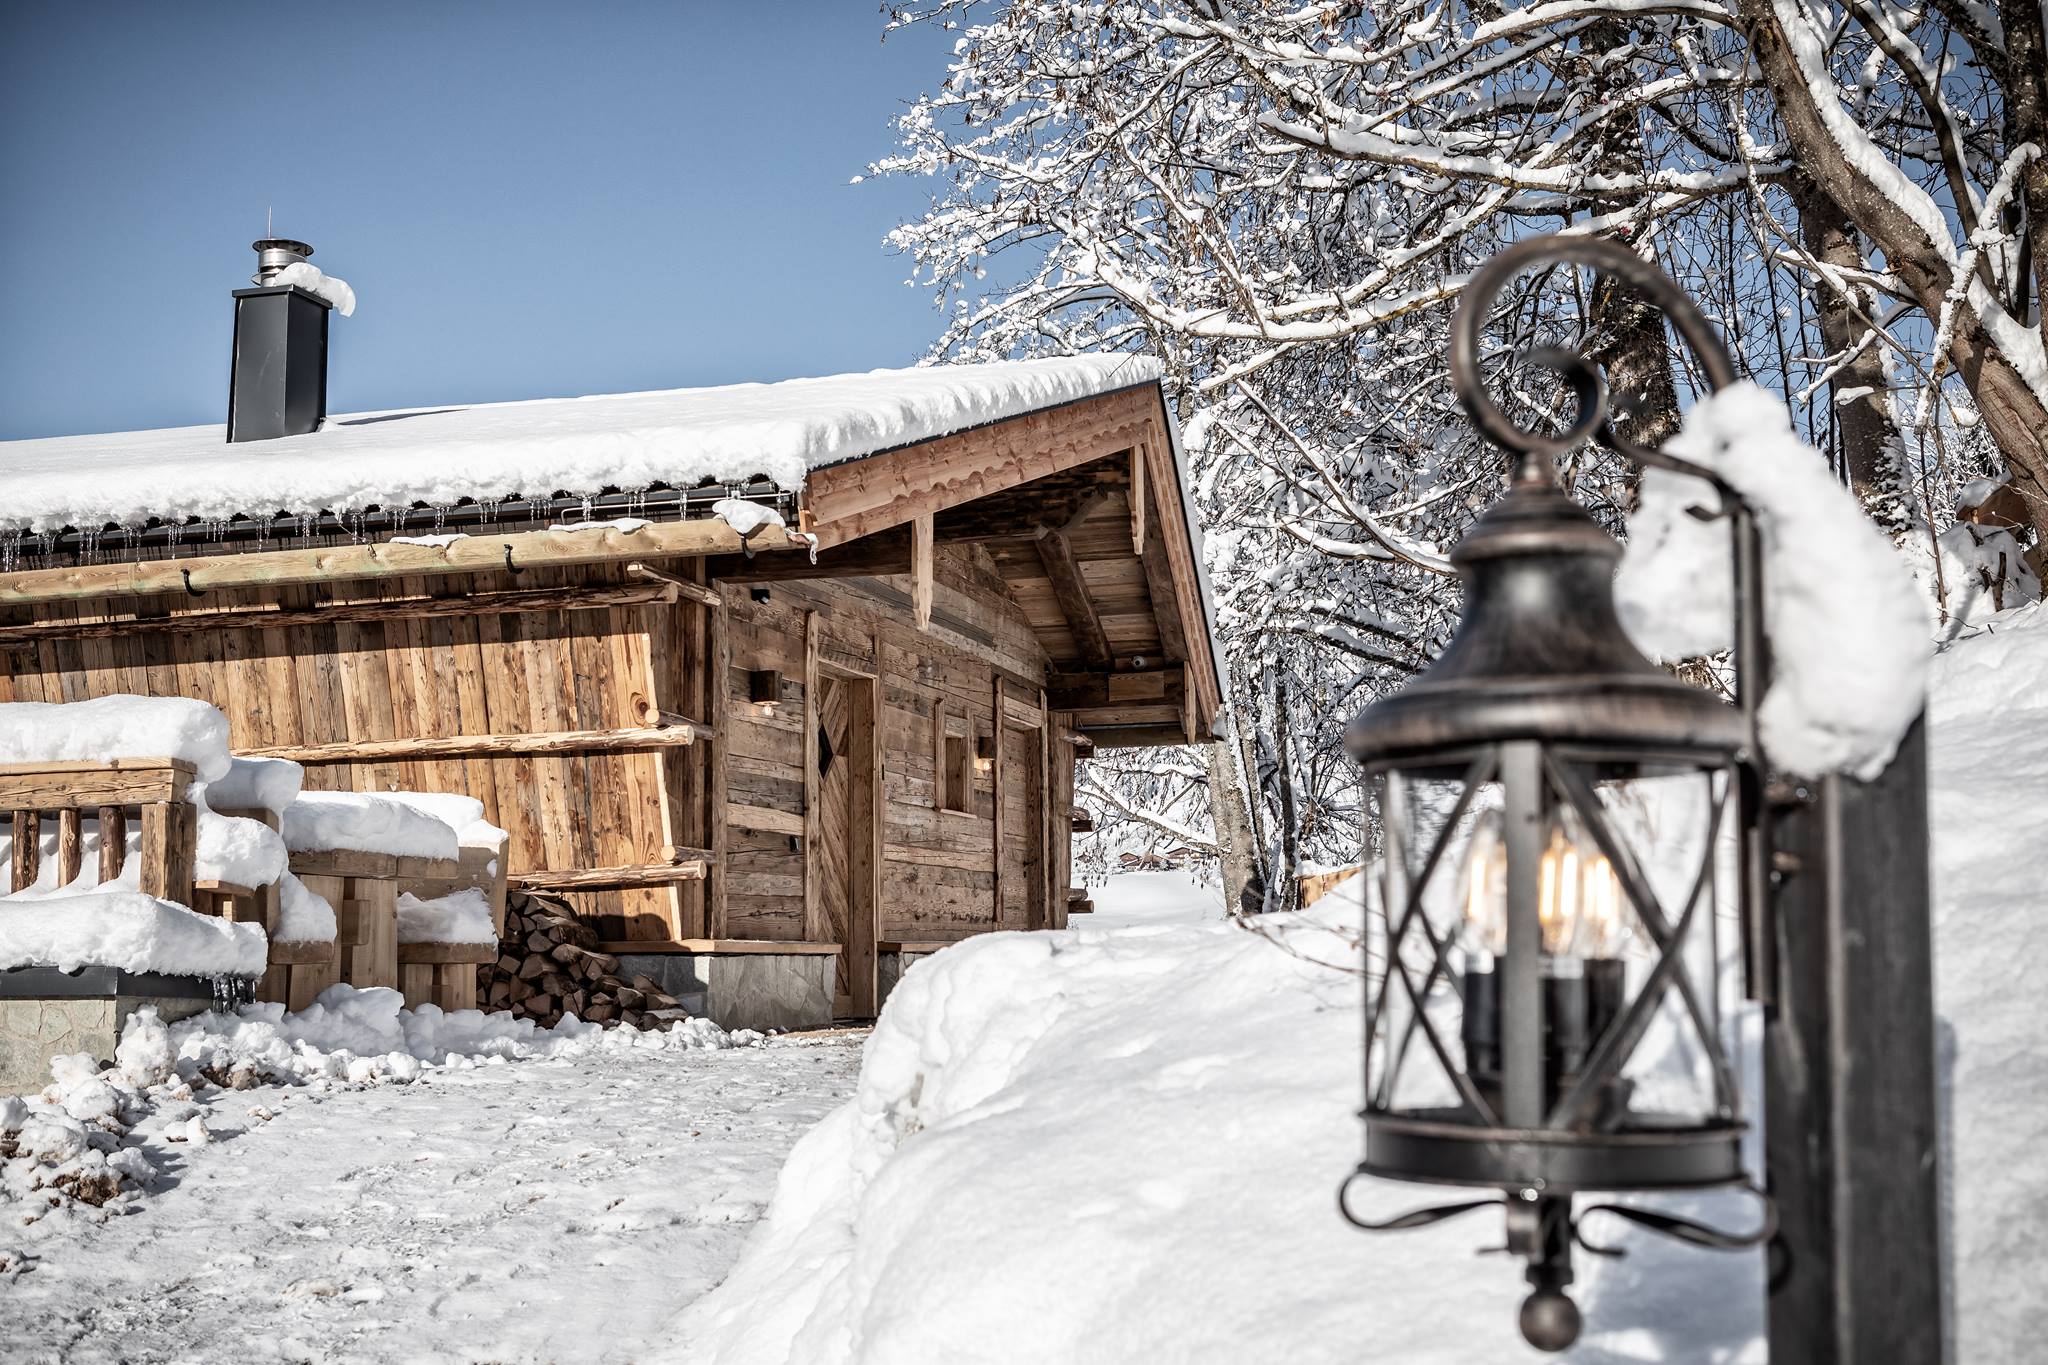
left=0, top=3, right=961, bottom=440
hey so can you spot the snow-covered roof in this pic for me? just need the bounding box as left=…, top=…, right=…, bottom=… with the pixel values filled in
left=0, top=355, right=1163, bottom=536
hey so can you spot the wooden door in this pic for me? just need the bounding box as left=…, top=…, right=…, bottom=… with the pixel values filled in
left=1000, top=722, right=1047, bottom=931
left=817, top=671, right=880, bottom=1017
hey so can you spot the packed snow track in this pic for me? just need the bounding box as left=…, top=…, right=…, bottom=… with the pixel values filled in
left=2, top=1035, right=863, bottom=1364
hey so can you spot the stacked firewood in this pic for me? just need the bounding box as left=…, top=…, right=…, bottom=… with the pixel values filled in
left=478, top=891, right=689, bottom=1029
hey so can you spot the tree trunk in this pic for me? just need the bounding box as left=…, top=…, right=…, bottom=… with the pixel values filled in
left=1744, top=0, right=2048, bottom=540
left=1793, top=175, right=1913, bottom=537
left=1206, top=722, right=1264, bottom=917
left=1576, top=20, right=1682, bottom=458
left=1999, top=0, right=2048, bottom=331
left=1269, top=672, right=1301, bottom=915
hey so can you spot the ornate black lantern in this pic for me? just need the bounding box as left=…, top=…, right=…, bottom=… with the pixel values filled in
left=1340, top=235, right=1773, bottom=1350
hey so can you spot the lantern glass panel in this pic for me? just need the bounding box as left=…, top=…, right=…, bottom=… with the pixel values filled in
left=1364, top=744, right=1744, bottom=1189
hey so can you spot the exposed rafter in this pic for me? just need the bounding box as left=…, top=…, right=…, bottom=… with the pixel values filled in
left=1033, top=528, right=1113, bottom=670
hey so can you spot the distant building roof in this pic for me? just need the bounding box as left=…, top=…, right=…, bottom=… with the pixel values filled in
left=0, top=355, right=1161, bottom=536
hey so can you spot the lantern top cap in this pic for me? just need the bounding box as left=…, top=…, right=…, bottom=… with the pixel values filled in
left=1344, top=234, right=1748, bottom=768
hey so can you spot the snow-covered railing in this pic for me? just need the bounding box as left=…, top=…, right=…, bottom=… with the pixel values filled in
left=0, top=758, right=201, bottom=906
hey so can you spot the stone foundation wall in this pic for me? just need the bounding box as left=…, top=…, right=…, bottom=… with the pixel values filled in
left=0, top=996, right=210, bottom=1094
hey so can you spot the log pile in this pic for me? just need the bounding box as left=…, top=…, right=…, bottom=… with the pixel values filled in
left=478, top=891, right=689, bottom=1029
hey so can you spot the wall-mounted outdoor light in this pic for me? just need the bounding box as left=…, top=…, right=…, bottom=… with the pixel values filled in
left=747, top=669, right=783, bottom=709
left=1340, top=234, right=1773, bottom=1351
left=974, top=733, right=996, bottom=773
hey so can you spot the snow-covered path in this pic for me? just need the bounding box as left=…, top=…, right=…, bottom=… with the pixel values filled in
left=5, top=1035, right=864, bottom=1364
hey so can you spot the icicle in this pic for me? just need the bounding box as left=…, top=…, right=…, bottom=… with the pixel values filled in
left=0, top=530, right=21, bottom=574
left=433, top=504, right=449, bottom=533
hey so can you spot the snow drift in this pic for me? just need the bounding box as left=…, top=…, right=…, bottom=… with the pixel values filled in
left=679, top=604, right=2048, bottom=1365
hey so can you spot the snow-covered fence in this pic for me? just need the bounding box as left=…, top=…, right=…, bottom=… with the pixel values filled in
left=0, top=758, right=201, bottom=906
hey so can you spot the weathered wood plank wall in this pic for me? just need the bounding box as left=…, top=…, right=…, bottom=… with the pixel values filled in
left=714, top=538, right=1067, bottom=946
left=0, top=538, right=1077, bottom=955
left=0, top=562, right=696, bottom=941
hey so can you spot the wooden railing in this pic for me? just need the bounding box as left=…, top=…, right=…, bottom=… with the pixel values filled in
left=0, top=759, right=199, bottom=906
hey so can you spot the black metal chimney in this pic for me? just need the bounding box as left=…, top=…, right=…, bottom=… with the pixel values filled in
left=227, top=238, right=331, bottom=442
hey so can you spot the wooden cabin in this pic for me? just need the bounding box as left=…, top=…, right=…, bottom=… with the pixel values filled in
left=0, top=350, right=1220, bottom=1029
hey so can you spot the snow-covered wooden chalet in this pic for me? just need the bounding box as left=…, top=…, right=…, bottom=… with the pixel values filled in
left=0, top=245, right=1221, bottom=1028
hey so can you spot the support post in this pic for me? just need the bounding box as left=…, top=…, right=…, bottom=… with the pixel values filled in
left=1765, top=714, right=1943, bottom=1364
left=911, top=512, right=934, bottom=631
left=803, top=610, right=824, bottom=943
left=1130, top=444, right=1147, bottom=555
left=1499, top=741, right=1545, bottom=1130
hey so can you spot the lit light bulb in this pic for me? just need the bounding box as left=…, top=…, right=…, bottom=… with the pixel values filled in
left=1458, top=807, right=1633, bottom=961
left=1459, top=811, right=1508, bottom=958
left=1577, top=849, right=1631, bottom=959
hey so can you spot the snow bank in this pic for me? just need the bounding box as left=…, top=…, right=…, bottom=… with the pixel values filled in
left=193, top=808, right=287, bottom=888
left=0, top=892, right=266, bottom=977
left=378, top=790, right=507, bottom=850
left=1926, top=601, right=2048, bottom=1358
left=1613, top=383, right=1929, bottom=779
left=265, top=261, right=356, bottom=317
left=197, top=755, right=303, bottom=816
left=1085, top=869, right=1227, bottom=930
left=283, top=792, right=460, bottom=862
left=272, top=872, right=336, bottom=945
left=0, top=697, right=232, bottom=783
left=1, top=987, right=758, bottom=1230
left=0, top=355, right=1161, bottom=536
left=680, top=605, right=2047, bottom=1365
left=395, top=888, right=495, bottom=945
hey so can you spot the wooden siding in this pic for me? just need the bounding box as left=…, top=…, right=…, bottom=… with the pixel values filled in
left=0, top=562, right=704, bottom=943
left=713, top=538, right=1065, bottom=948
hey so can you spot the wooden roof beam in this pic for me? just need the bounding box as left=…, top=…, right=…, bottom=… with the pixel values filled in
left=1033, top=528, right=1113, bottom=670
left=1046, top=665, right=1184, bottom=712
left=801, top=386, right=1156, bottom=549
left=705, top=526, right=911, bottom=582
left=1138, top=509, right=1191, bottom=666
left=0, top=518, right=806, bottom=608
left=1085, top=722, right=1214, bottom=749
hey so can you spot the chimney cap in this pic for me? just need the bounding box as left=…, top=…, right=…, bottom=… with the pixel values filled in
left=251, top=237, right=315, bottom=285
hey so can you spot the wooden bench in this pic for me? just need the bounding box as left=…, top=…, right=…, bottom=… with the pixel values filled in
left=397, top=938, right=495, bottom=1012
left=289, top=848, right=459, bottom=995
left=194, top=801, right=302, bottom=1006
left=404, top=835, right=511, bottom=937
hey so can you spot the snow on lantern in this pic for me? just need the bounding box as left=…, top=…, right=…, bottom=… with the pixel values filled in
left=1339, top=235, right=1773, bottom=1351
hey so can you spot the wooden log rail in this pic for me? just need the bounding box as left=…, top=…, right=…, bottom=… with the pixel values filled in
left=510, top=849, right=712, bottom=894
left=242, top=719, right=704, bottom=766
left=0, top=580, right=690, bottom=647
left=0, top=517, right=806, bottom=607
